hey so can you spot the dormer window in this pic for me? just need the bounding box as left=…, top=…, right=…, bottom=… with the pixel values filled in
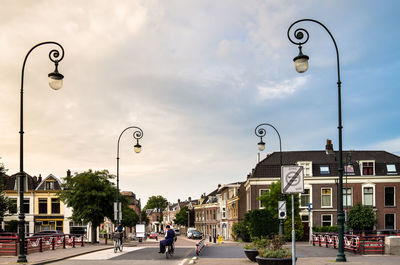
left=297, top=161, right=312, bottom=177
left=344, top=164, right=355, bottom=175
left=361, top=161, right=374, bottom=176
left=387, top=164, right=397, bottom=175
left=320, top=166, right=330, bottom=175
left=45, top=181, right=55, bottom=190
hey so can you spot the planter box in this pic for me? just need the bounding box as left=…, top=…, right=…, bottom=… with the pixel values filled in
left=244, top=249, right=258, bottom=262
left=256, top=256, right=295, bottom=265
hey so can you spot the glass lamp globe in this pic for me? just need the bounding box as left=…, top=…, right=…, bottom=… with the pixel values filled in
left=258, top=141, right=266, bottom=152
left=293, top=52, right=309, bottom=73
left=48, top=71, right=64, bottom=90
left=134, top=144, right=142, bottom=153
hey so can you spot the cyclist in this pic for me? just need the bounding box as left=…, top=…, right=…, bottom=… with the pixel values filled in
left=115, top=222, right=124, bottom=247
left=158, top=225, right=175, bottom=254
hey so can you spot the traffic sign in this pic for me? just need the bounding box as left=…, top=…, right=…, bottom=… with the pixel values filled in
left=281, top=165, right=304, bottom=194
left=278, top=201, right=287, bottom=219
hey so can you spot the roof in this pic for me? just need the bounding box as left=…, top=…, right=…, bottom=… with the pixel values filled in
left=250, top=150, right=400, bottom=179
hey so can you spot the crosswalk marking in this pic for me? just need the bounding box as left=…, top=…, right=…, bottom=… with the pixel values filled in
left=70, top=247, right=145, bottom=260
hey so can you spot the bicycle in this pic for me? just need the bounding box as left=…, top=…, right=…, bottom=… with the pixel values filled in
left=165, top=236, right=177, bottom=259
left=113, top=232, right=123, bottom=253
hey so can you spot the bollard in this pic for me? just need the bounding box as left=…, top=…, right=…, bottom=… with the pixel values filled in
left=63, top=235, right=66, bottom=249
left=105, top=234, right=107, bottom=245
left=39, top=238, right=43, bottom=252
left=52, top=237, right=55, bottom=250
left=73, top=236, right=76, bottom=248
left=209, top=235, right=211, bottom=242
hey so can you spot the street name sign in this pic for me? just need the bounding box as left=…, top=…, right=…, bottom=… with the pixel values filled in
left=281, top=165, right=304, bottom=194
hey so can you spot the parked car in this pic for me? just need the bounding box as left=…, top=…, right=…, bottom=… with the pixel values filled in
left=189, top=230, right=202, bottom=239
left=149, top=232, right=158, bottom=240
left=187, top=227, right=196, bottom=237
left=174, top=228, right=180, bottom=236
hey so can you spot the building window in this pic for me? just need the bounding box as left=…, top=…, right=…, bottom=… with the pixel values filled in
left=362, top=162, right=374, bottom=175
left=56, top=221, right=63, bottom=233
left=320, top=166, right=330, bottom=175
left=363, top=187, right=374, bottom=207
left=51, top=198, right=60, bottom=214
left=45, top=181, right=55, bottom=190
left=300, top=189, right=310, bottom=207
left=213, top=210, right=216, bottom=220
left=385, top=214, right=395, bottom=230
left=321, top=214, right=332, bottom=226
left=344, top=165, right=355, bottom=175
left=39, top=198, right=48, bottom=214
left=385, top=187, right=395, bottom=207
left=301, top=215, right=309, bottom=222
left=343, top=188, right=352, bottom=207
left=246, top=190, right=250, bottom=211
left=387, top=164, right=397, bottom=175
left=259, top=189, right=269, bottom=208
left=9, top=198, right=17, bottom=214
left=321, top=188, right=332, bottom=208
left=222, top=207, right=226, bottom=218
left=24, top=199, right=30, bottom=214
left=297, top=161, right=312, bottom=177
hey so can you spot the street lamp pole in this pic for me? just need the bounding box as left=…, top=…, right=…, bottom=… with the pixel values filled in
left=116, top=126, right=143, bottom=224
left=287, top=19, right=346, bottom=262
left=255, top=123, right=283, bottom=237
left=18, top=42, right=65, bottom=263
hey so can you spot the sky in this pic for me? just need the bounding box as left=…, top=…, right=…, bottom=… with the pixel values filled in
left=1, top=0, right=400, bottom=206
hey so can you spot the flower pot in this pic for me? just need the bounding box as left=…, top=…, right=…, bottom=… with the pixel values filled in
left=244, top=248, right=259, bottom=262
left=255, top=256, right=295, bottom=265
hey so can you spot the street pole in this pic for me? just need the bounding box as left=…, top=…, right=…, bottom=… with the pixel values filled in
left=116, top=126, right=143, bottom=224
left=288, top=19, right=346, bottom=262
left=292, top=194, right=296, bottom=265
left=18, top=42, right=65, bottom=263
left=255, top=123, right=284, bottom=238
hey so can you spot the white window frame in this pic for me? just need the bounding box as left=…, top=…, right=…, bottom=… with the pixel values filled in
left=384, top=186, right=396, bottom=207
left=360, top=160, right=375, bottom=176
left=321, top=187, right=333, bottom=208
left=297, top=161, right=313, bottom=177
left=386, top=164, right=397, bottom=175
left=362, top=183, right=376, bottom=207
left=246, top=190, right=250, bottom=211
left=384, top=213, right=396, bottom=230
left=259, top=189, right=269, bottom=209
left=321, top=214, right=333, bottom=226
left=300, top=187, right=312, bottom=208
left=343, top=187, right=353, bottom=207
left=320, top=165, right=330, bottom=175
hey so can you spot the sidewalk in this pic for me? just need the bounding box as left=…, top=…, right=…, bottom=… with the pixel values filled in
left=0, top=239, right=136, bottom=264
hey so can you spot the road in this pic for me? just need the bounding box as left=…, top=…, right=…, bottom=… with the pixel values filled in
left=56, top=236, right=198, bottom=265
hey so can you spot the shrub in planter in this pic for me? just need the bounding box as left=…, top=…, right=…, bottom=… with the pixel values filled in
left=255, top=235, right=294, bottom=265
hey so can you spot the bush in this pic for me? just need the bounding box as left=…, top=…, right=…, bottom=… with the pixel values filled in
left=313, top=226, right=338, bottom=233
left=245, top=209, right=279, bottom=239
left=232, top=220, right=250, bottom=242
left=257, top=234, right=291, bottom=258
left=348, top=202, right=377, bottom=231
left=283, top=214, right=304, bottom=241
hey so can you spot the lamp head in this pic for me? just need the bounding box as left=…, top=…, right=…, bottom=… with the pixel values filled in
left=48, top=62, right=64, bottom=90
left=257, top=140, right=266, bottom=152
left=293, top=46, right=309, bottom=73
left=134, top=143, right=142, bottom=153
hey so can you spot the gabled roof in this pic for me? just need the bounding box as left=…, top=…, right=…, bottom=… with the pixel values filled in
left=250, top=150, right=400, bottom=178
left=1, top=172, right=38, bottom=191
left=35, top=174, right=62, bottom=191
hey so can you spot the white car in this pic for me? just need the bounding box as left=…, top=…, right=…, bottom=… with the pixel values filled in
left=187, top=227, right=196, bottom=238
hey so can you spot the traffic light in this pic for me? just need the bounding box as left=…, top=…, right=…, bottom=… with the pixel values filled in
left=278, top=201, right=287, bottom=220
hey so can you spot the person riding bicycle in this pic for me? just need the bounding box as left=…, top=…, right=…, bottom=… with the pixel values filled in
left=115, top=222, right=124, bottom=246
left=158, top=225, right=175, bottom=253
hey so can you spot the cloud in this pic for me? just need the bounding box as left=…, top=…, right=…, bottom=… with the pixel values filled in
left=257, top=76, right=309, bottom=100
left=368, top=137, right=400, bottom=155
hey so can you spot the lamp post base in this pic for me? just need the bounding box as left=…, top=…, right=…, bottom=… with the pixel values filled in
left=336, top=253, right=347, bottom=262
left=17, top=255, right=27, bottom=263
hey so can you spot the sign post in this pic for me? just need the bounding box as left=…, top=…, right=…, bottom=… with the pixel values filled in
left=281, top=166, right=304, bottom=265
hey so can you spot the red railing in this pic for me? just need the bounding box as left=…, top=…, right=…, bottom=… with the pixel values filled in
left=0, top=234, right=85, bottom=256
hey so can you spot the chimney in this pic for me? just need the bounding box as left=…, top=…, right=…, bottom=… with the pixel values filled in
left=67, top=169, right=71, bottom=177
left=325, top=139, right=334, bottom=155
left=178, top=199, right=180, bottom=203
left=188, top=197, right=191, bottom=201
left=218, top=184, right=221, bottom=188
left=38, top=174, right=42, bottom=183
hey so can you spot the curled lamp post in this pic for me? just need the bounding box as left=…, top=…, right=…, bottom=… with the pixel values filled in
left=288, top=19, right=346, bottom=262
left=18, top=42, right=64, bottom=263
left=116, top=126, right=143, bottom=224
left=255, top=123, right=284, bottom=237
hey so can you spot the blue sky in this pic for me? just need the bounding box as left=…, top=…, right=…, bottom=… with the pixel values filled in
left=0, top=0, right=399, bottom=205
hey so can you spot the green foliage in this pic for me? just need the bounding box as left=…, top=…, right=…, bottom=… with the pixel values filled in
left=0, top=160, right=9, bottom=222
left=257, top=234, right=291, bottom=258
left=313, top=226, right=338, bottom=233
left=232, top=220, right=250, bottom=242
left=174, top=206, right=189, bottom=226
left=245, top=209, right=279, bottom=239
left=141, top=210, right=150, bottom=225
left=144, top=195, right=168, bottom=210
left=283, top=214, right=304, bottom=241
left=348, top=202, right=377, bottom=231
left=5, top=220, right=18, bottom=232
left=122, top=207, right=139, bottom=228
left=58, top=169, right=117, bottom=227
left=259, top=248, right=291, bottom=258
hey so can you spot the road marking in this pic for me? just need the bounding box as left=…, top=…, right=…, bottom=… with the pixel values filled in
left=70, top=247, right=145, bottom=260
left=178, top=258, right=188, bottom=265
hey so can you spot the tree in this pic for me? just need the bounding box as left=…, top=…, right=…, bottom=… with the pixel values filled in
left=122, top=207, right=139, bottom=229
left=258, top=180, right=303, bottom=240
left=348, top=202, right=377, bottom=231
left=140, top=209, right=150, bottom=226
left=58, top=169, right=117, bottom=243
left=174, top=206, right=189, bottom=226
left=0, top=160, right=9, bottom=231
left=245, top=209, right=279, bottom=239
left=144, top=195, right=168, bottom=210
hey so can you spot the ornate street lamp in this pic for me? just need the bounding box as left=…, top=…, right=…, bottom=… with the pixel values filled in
left=288, top=19, right=346, bottom=262
left=254, top=123, right=284, bottom=237
left=116, top=126, right=143, bottom=224
left=18, top=42, right=65, bottom=263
